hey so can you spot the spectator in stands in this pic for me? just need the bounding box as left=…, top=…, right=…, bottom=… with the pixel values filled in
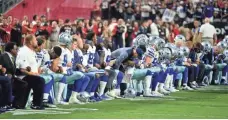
left=10, top=18, right=22, bottom=46
left=32, top=15, right=39, bottom=25
left=124, top=0, right=135, bottom=21
left=149, top=19, right=159, bottom=36
left=221, top=3, right=228, bottom=21
left=139, top=20, right=149, bottom=35
left=141, top=1, right=151, bottom=20
left=101, top=0, right=109, bottom=20
left=40, top=15, right=47, bottom=26
left=213, top=1, right=221, bottom=22
left=60, top=19, right=73, bottom=35
left=203, top=1, right=214, bottom=22
left=199, top=18, right=217, bottom=45
left=49, top=21, right=60, bottom=49
left=92, top=0, right=101, bottom=19
left=7, top=16, right=13, bottom=26
left=16, top=34, right=45, bottom=110
left=0, top=18, right=11, bottom=44
left=194, top=4, right=204, bottom=22
left=134, top=6, right=141, bottom=21
left=192, top=20, right=201, bottom=44
left=176, top=1, right=187, bottom=25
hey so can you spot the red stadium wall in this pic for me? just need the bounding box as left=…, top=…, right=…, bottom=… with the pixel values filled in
left=4, top=0, right=99, bottom=21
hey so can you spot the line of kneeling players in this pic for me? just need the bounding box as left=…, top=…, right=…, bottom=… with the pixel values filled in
left=28, top=32, right=228, bottom=108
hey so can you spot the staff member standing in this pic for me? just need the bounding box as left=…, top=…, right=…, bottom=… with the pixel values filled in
left=16, top=34, right=45, bottom=110
left=199, top=18, right=217, bottom=45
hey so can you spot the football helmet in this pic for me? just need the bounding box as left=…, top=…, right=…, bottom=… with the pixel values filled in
left=77, top=92, right=90, bottom=102
left=124, top=88, right=136, bottom=98
left=201, top=41, right=212, bottom=53
left=164, top=43, right=178, bottom=58
left=59, top=32, right=72, bottom=46
left=133, top=34, right=148, bottom=46
left=148, top=37, right=165, bottom=50
left=217, top=41, right=227, bottom=49
left=158, top=47, right=172, bottom=60
left=180, top=46, right=190, bottom=57
left=223, top=37, right=228, bottom=45
left=174, top=34, right=186, bottom=43
left=223, top=49, right=228, bottom=58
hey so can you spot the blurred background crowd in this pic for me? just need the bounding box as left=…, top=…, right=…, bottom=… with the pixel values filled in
left=0, top=0, right=228, bottom=52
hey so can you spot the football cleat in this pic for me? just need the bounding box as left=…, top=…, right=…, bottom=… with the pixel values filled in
left=182, top=85, right=193, bottom=90
left=69, top=97, right=85, bottom=104
left=158, top=88, right=171, bottom=95
left=56, top=100, right=69, bottom=105
left=151, top=91, right=164, bottom=97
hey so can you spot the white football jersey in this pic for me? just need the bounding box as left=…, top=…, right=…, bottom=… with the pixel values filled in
left=103, top=47, right=111, bottom=64
left=59, top=46, right=72, bottom=74
left=36, top=49, right=54, bottom=74
left=84, top=45, right=96, bottom=68
left=76, top=49, right=84, bottom=64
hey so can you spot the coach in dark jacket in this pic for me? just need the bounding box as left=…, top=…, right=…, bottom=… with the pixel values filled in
left=0, top=42, right=28, bottom=109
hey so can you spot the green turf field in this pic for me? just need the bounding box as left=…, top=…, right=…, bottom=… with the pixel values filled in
left=1, top=85, right=228, bottom=119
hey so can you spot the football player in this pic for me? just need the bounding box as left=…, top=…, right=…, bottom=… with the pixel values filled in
left=84, top=32, right=111, bottom=100
left=58, top=32, right=90, bottom=104
left=172, top=35, right=193, bottom=90
left=35, top=36, right=69, bottom=105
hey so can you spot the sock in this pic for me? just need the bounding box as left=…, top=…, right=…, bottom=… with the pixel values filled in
left=56, top=82, right=66, bottom=102
left=136, top=80, right=142, bottom=93
left=116, top=71, right=124, bottom=89
left=169, top=74, right=174, bottom=88
left=151, top=75, right=159, bottom=91
left=164, top=74, right=171, bottom=89
left=144, top=71, right=152, bottom=95
left=98, top=81, right=107, bottom=96
left=159, top=83, right=164, bottom=90
left=183, top=67, right=188, bottom=84
left=62, top=84, right=68, bottom=101
left=154, top=82, right=160, bottom=92
left=120, top=83, right=127, bottom=95
left=43, top=93, right=49, bottom=102
left=178, top=79, right=182, bottom=88
left=71, top=91, right=78, bottom=98
left=80, top=76, right=90, bottom=92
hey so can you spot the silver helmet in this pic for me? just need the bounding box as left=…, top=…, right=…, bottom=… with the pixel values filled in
left=133, top=34, right=148, bottom=46
left=180, top=46, right=190, bottom=57
left=151, top=37, right=166, bottom=50
left=223, top=49, right=228, bottom=58
left=223, top=37, right=228, bottom=45
left=148, top=35, right=160, bottom=45
left=201, top=41, right=212, bottom=52
left=174, top=34, right=186, bottom=43
left=217, top=41, right=227, bottom=50
left=158, top=47, right=172, bottom=60
left=176, top=48, right=184, bottom=58
left=164, top=43, right=178, bottom=58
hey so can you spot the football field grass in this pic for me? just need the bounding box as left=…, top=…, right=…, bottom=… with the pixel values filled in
left=1, top=85, right=228, bottom=119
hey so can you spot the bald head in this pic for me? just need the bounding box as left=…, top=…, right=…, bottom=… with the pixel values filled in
left=204, top=18, right=210, bottom=23
left=25, top=34, right=38, bottom=49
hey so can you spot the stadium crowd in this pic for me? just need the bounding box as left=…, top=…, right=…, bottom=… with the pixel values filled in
left=0, top=0, right=227, bottom=114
